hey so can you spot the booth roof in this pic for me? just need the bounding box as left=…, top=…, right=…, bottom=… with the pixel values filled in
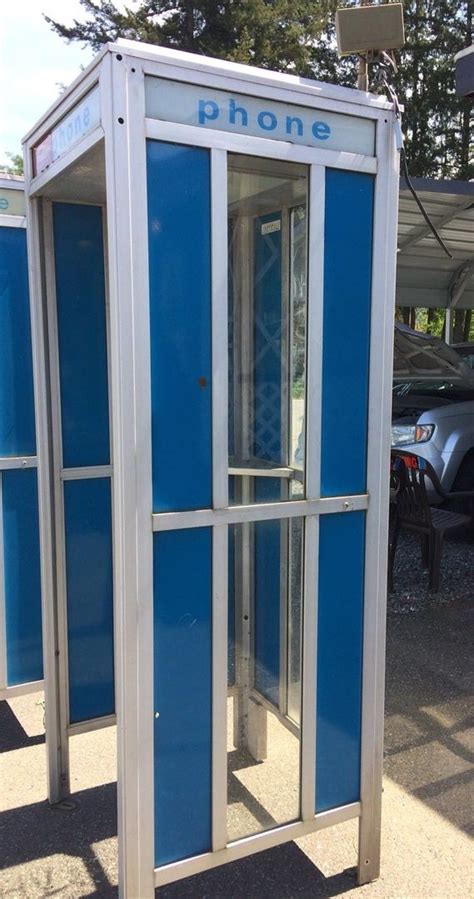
left=397, top=176, right=474, bottom=310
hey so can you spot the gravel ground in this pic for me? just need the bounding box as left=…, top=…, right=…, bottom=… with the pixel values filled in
left=388, top=526, right=474, bottom=613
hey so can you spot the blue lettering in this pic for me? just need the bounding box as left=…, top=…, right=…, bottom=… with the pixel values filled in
left=229, top=98, right=248, bottom=126
left=257, top=110, right=277, bottom=131
left=312, top=121, right=331, bottom=141
left=0, top=198, right=8, bottom=210
left=83, top=107, right=90, bottom=129
left=286, top=115, right=303, bottom=137
left=199, top=99, right=219, bottom=125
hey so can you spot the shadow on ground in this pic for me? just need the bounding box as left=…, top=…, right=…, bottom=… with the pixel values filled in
left=1, top=528, right=472, bottom=896
left=0, top=782, right=117, bottom=894
left=386, top=528, right=473, bottom=836
left=0, top=701, right=45, bottom=753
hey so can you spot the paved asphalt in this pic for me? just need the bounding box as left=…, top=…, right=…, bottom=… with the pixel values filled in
left=1, top=541, right=472, bottom=898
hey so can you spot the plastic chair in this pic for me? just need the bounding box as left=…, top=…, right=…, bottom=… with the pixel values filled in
left=389, top=450, right=473, bottom=593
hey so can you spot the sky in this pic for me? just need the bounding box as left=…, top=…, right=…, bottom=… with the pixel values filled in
left=0, top=1, right=97, bottom=167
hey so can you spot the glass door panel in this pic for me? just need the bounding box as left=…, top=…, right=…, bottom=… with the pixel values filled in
left=228, top=155, right=308, bottom=506
left=227, top=519, right=304, bottom=842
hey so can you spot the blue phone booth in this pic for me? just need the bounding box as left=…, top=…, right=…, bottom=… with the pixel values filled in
left=0, top=178, right=42, bottom=699
left=24, top=41, right=399, bottom=898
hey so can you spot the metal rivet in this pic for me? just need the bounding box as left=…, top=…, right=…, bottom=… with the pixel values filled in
left=154, top=712, right=160, bottom=719
left=118, top=117, right=125, bottom=124
left=116, top=54, right=123, bottom=61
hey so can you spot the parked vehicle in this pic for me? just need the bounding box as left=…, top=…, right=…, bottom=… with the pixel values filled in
left=392, top=325, right=474, bottom=494
left=452, top=342, right=474, bottom=370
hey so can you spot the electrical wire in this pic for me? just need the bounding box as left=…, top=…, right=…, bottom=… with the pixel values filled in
left=374, top=56, right=453, bottom=260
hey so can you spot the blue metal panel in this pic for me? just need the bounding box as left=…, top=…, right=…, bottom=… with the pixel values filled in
left=63, top=477, right=114, bottom=723
left=153, top=527, right=212, bottom=865
left=0, top=226, right=36, bottom=457
left=53, top=203, right=110, bottom=469
left=316, top=511, right=366, bottom=812
left=321, top=170, right=374, bottom=496
left=2, top=469, right=42, bottom=685
left=147, top=141, right=212, bottom=512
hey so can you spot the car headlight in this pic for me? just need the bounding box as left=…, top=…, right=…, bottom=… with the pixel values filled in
left=391, top=424, right=435, bottom=446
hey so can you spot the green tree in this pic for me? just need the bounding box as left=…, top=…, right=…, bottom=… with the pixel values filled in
left=311, top=1, right=473, bottom=181
left=0, top=152, right=24, bottom=176
left=46, top=0, right=472, bottom=180
left=45, top=1, right=336, bottom=75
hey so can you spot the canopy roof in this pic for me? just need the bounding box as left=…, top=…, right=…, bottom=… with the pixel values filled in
left=397, top=176, right=474, bottom=310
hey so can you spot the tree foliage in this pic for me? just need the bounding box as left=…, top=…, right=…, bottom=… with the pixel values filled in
left=0, top=152, right=24, bottom=176
left=45, top=1, right=472, bottom=179
left=45, top=1, right=337, bottom=75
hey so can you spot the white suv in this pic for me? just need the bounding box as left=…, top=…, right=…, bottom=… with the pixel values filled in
left=392, top=326, right=474, bottom=493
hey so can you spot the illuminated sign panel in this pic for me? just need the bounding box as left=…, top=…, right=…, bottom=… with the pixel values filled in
left=33, top=86, right=101, bottom=176
left=145, top=77, right=376, bottom=156
left=0, top=188, right=25, bottom=216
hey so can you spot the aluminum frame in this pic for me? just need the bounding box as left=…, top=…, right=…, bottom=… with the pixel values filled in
left=22, top=41, right=399, bottom=899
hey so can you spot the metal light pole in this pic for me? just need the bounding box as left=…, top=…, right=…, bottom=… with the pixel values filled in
left=357, top=0, right=374, bottom=91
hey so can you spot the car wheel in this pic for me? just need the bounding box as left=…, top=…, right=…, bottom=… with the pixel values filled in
left=452, top=451, right=474, bottom=491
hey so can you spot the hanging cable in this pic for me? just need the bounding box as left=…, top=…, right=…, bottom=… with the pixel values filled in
left=374, top=55, right=453, bottom=260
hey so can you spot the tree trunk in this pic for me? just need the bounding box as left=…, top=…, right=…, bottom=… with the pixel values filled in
left=463, top=310, right=472, bottom=342
left=453, top=309, right=466, bottom=343
left=410, top=307, right=417, bottom=330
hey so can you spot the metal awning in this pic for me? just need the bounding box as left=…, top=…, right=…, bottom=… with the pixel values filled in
left=397, top=176, right=474, bottom=310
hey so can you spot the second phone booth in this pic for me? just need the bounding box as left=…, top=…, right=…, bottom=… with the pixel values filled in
left=23, top=41, right=399, bottom=897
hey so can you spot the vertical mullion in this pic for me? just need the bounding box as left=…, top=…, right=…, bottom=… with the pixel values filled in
left=103, top=53, right=155, bottom=897
left=43, top=200, right=71, bottom=756
left=305, top=166, right=325, bottom=504
left=211, top=148, right=229, bottom=511
left=300, top=165, right=325, bottom=821
left=300, top=513, right=318, bottom=820
left=211, top=148, right=229, bottom=851
left=0, top=472, right=6, bottom=691
left=212, top=523, right=228, bottom=850
left=24, top=174, right=64, bottom=803
left=358, top=114, right=398, bottom=884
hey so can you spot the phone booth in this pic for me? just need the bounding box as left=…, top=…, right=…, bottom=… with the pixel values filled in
left=0, top=177, right=43, bottom=701
left=24, top=40, right=399, bottom=897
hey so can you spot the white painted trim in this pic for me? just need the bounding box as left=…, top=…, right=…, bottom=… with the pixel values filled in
left=29, top=125, right=104, bottom=198
left=0, top=456, right=37, bottom=470
left=0, top=177, right=24, bottom=192
left=155, top=801, right=361, bottom=887
left=22, top=58, right=105, bottom=146
left=153, top=494, right=369, bottom=531
left=212, top=525, right=228, bottom=851
left=0, top=679, right=45, bottom=701
left=211, top=149, right=229, bottom=511
left=115, top=41, right=391, bottom=113
left=0, top=214, right=26, bottom=229
left=145, top=119, right=378, bottom=173
left=68, top=713, right=116, bottom=736
left=60, top=465, right=112, bottom=481
left=300, top=515, right=318, bottom=821
left=358, top=112, right=399, bottom=885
